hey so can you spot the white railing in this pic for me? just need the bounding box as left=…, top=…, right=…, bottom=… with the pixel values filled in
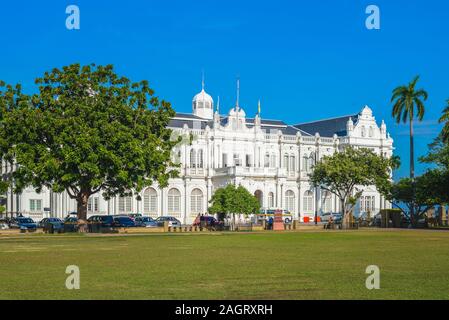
left=187, top=168, right=205, bottom=176
left=302, top=136, right=316, bottom=143
left=213, top=166, right=288, bottom=177
left=321, top=137, right=335, bottom=144
left=283, top=136, right=297, bottom=142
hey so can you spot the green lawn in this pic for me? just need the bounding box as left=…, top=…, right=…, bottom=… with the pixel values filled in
left=1, top=229, right=449, bottom=300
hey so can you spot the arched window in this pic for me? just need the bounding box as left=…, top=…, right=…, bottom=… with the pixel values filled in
left=119, top=195, right=133, bottom=213
left=284, top=154, right=289, bottom=169
left=369, top=126, right=374, bottom=137
left=268, top=192, right=274, bottom=208
left=303, top=191, right=313, bottom=212
left=190, top=188, right=203, bottom=215
left=190, top=149, right=197, bottom=168
left=361, top=126, right=366, bottom=137
left=143, top=187, right=158, bottom=216
left=168, top=188, right=181, bottom=213
left=321, top=191, right=332, bottom=213
left=285, top=190, right=295, bottom=212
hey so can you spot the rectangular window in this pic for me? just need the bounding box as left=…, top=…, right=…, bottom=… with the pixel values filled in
left=246, top=155, right=251, bottom=167
left=94, top=197, right=99, bottom=212
left=30, top=199, right=42, bottom=212
left=119, top=197, right=125, bottom=212
left=87, top=198, right=93, bottom=211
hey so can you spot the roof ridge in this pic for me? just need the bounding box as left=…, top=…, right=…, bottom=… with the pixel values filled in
left=294, top=113, right=359, bottom=126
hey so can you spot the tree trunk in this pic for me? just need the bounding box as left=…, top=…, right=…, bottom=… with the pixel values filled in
left=340, top=198, right=348, bottom=228
left=76, top=192, right=89, bottom=221
left=410, top=118, right=415, bottom=225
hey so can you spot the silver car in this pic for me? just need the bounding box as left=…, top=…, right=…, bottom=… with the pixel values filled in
left=155, top=216, right=181, bottom=227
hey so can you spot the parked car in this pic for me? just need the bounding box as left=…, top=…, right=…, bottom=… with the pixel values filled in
left=134, top=216, right=158, bottom=227
left=155, top=216, right=181, bottom=227
left=39, top=218, right=64, bottom=233
left=87, top=215, right=115, bottom=233
left=9, top=217, right=37, bottom=231
left=113, top=215, right=136, bottom=228
left=63, top=217, right=79, bottom=233
left=320, top=212, right=342, bottom=223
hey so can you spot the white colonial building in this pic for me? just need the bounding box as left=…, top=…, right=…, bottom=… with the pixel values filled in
left=2, top=83, right=394, bottom=223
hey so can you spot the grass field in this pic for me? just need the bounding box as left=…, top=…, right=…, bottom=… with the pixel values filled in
left=1, top=229, right=449, bottom=300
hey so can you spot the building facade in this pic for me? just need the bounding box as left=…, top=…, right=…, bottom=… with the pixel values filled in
left=2, top=84, right=394, bottom=223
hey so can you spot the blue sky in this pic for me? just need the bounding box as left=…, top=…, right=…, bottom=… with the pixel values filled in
left=1, top=0, right=448, bottom=179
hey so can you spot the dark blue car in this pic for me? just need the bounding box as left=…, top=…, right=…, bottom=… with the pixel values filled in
left=134, top=216, right=158, bottom=227
left=113, top=216, right=136, bottom=228
left=87, top=215, right=115, bottom=233
left=39, top=218, right=64, bottom=233
left=10, top=217, right=37, bottom=231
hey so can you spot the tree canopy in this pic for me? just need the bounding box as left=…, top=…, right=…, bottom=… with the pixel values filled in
left=0, top=63, right=178, bottom=219
left=208, top=184, right=260, bottom=219
left=310, top=147, right=397, bottom=225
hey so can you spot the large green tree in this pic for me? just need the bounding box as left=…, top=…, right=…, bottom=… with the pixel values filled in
left=209, top=184, right=260, bottom=230
left=0, top=64, right=178, bottom=220
left=419, top=136, right=449, bottom=205
left=387, top=172, right=447, bottom=227
left=310, top=147, right=397, bottom=228
left=0, top=81, right=30, bottom=216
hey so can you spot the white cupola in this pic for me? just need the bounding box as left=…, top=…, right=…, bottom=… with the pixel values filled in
left=192, top=80, right=214, bottom=119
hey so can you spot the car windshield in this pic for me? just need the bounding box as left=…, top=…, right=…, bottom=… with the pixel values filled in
left=142, top=217, right=153, bottom=222
left=99, top=216, right=113, bottom=222
left=48, top=218, right=61, bottom=222
left=18, top=218, right=34, bottom=223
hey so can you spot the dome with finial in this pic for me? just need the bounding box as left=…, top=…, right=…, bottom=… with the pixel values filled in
left=192, top=79, right=214, bottom=119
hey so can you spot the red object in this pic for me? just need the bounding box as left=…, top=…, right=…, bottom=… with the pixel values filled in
left=303, top=216, right=310, bottom=223
left=317, top=217, right=321, bottom=222
left=273, top=210, right=284, bottom=230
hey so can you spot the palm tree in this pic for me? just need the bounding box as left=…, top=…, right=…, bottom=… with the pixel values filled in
left=439, top=99, right=449, bottom=143
left=391, top=75, right=428, bottom=225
